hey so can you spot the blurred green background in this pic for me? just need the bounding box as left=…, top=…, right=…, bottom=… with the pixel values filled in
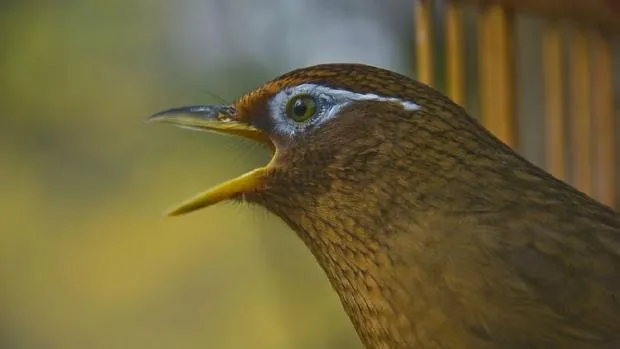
left=1, top=1, right=413, bottom=348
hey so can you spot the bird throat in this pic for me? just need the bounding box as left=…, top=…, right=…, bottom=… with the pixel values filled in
left=263, top=192, right=451, bottom=349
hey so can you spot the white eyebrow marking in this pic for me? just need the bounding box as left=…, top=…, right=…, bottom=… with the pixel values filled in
left=267, top=83, right=420, bottom=137
left=305, top=85, right=421, bottom=112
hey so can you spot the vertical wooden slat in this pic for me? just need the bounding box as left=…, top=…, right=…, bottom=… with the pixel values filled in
left=542, top=23, right=566, bottom=181
left=462, top=5, right=482, bottom=119
left=445, top=1, right=465, bottom=105
left=478, top=5, right=516, bottom=148
left=515, top=16, right=546, bottom=168
left=415, top=0, right=434, bottom=86
left=591, top=33, right=615, bottom=207
left=569, top=29, right=592, bottom=196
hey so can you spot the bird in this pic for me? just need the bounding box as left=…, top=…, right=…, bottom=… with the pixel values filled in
left=149, top=63, right=620, bottom=349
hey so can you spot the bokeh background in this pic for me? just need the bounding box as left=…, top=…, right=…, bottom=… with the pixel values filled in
left=1, top=1, right=619, bottom=349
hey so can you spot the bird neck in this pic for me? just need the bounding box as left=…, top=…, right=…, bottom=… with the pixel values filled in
left=272, top=205, right=420, bottom=348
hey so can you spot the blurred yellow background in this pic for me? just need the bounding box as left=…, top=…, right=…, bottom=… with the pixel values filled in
left=1, top=1, right=417, bottom=348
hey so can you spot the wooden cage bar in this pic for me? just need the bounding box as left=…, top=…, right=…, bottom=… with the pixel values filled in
left=415, top=0, right=434, bottom=85
left=445, top=1, right=465, bottom=105
left=542, top=23, right=566, bottom=181
left=477, top=4, right=516, bottom=148
left=591, top=33, right=616, bottom=207
left=569, top=28, right=593, bottom=196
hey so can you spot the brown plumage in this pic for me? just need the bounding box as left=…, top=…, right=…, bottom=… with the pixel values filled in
left=150, top=63, right=620, bottom=349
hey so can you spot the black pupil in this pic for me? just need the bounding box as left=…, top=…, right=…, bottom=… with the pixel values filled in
left=292, top=98, right=307, bottom=117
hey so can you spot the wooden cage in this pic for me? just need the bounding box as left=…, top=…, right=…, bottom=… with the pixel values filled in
left=413, top=0, right=620, bottom=208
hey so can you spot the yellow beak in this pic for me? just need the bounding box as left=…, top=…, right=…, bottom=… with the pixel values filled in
left=147, top=105, right=273, bottom=216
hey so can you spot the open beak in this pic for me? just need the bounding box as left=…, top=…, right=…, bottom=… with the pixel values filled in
left=147, top=105, right=274, bottom=216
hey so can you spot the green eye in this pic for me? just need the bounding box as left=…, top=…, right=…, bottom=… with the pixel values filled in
left=285, top=94, right=318, bottom=123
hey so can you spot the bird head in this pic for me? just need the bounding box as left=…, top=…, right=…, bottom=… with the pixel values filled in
left=149, top=63, right=505, bottom=220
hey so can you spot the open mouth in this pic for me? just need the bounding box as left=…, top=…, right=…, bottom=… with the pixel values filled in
left=147, top=105, right=275, bottom=216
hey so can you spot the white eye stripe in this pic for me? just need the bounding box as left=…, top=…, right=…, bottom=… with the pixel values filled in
left=267, top=83, right=420, bottom=137
left=294, top=84, right=420, bottom=112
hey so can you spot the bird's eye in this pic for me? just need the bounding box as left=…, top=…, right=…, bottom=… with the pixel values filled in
left=285, top=94, right=318, bottom=123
